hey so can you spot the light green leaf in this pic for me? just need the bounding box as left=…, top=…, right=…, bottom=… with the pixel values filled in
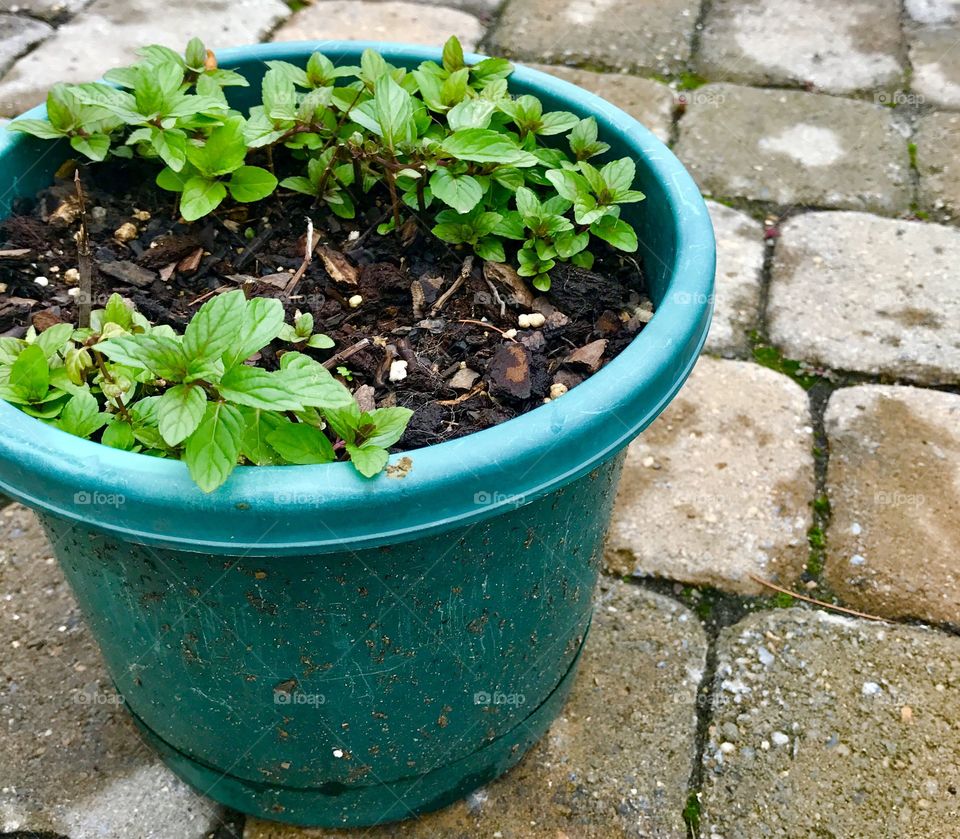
left=590, top=215, right=638, bottom=252
left=97, top=334, right=187, bottom=380
left=238, top=407, right=286, bottom=465
left=446, top=99, right=495, bottom=131
left=430, top=169, right=483, bottom=214
left=266, top=422, right=335, bottom=465
left=33, top=322, right=75, bottom=358
left=151, top=127, right=187, bottom=171
left=183, top=289, right=247, bottom=363
left=57, top=391, right=104, bottom=438
left=222, top=297, right=285, bottom=370
left=279, top=352, right=354, bottom=409
left=101, top=415, right=135, bottom=450
left=228, top=165, right=278, bottom=203
left=440, top=129, right=539, bottom=167
left=442, top=36, right=465, bottom=72
left=184, top=402, right=244, bottom=492
left=346, top=443, right=389, bottom=478
left=10, top=344, right=49, bottom=403
left=70, top=133, right=111, bottom=161
left=362, top=406, right=413, bottom=448
left=6, top=119, right=65, bottom=140
left=218, top=365, right=303, bottom=411
left=373, top=74, right=415, bottom=149
left=601, top=157, right=636, bottom=197
left=538, top=111, right=580, bottom=135
left=180, top=176, right=227, bottom=221
left=157, top=383, right=207, bottom=446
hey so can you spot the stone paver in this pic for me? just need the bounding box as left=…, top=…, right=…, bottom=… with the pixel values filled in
left=673, top=84, right=911, bottom=213
left=243, top=579, right=707, bottom=838
left=0, top=13, right=53, bottom=79
left=403, top=0, right=501, bottom=19
left=916, top=110, right=960, bottom=223
left=769, top=211, right=960, bottom=384
left=0, top=505, right=226, bottom=838
left=489, top=0, right=700, bottom=75
left=697, top=0, right=904, bottom=95
left=906, top=0, right=960, bottom=24
left=704, top=201, right=764, bottom=357
left=271, top=1, right=483, bottom=51
left=701, top=608, right=960, bottom=838
left=0, top=0, right=291, bottom=117
left=824, top=386, right=960, bottom=626
left=909, top=27, right=960, bottom=110
left=528, top=63, right=674, bottom=143
left=1, top=0, right=91, bottom=20
left=607, top=356, right=814, bottom=595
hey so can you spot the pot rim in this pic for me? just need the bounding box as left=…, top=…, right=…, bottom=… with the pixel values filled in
left=0, top=40, right=714, bottom=555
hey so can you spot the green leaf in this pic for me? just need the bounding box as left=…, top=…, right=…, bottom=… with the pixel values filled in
left=183, top=289, right=247, bottom=363
left=266, top=422, right=335, bottom=465
left=279, top=352, right=354, bottom=409
left=156, top=164, right=194, bottom=192
left=101, top=415, right=135, bottom=450
left=442, top=36, right=465, bottom=72
left=474, top=237, right=505, bottom=262
left=228, top=166, right=278, bottom=203
left=70, top=133, right=111, bottom=161
left=590, top=215, right=638, bottom=252
left=430, top=169, right=483, bottom=214
left=185, top=37, right=207, bottom=70
left=151, top=127, right=187, bottom=171
left=280, top=175, right=315, bottom=196
left=180, top=176, right=227, bottom=221
left=103, top=292, right=134, bottom=331
left=362, top=406, right=413, bottom=448
left=373, top=74, right=415, bottom=149
left=34, top=322, right=75, bottom=358
left=515, top=186, right=540, bottom=219
left=545, top=168, right=588, bottom=202
left=238, top=407, right=285, bottom=465
left=346, top=443, right=389, bottom=478
left=538, top=111, right=580, bottom=135
left=6, top=119, right=65, bottom=140
left=185, top=116, right=247, bottom=177
left=157, top=383, right=207, bottom=446
left=307, top=333, right=335, bottom=349
left=97, top=334, right=187, bottom=380
left=57, top=391, right=104, bottom=438
left=601, top=157, right=636, bottom=197
left=440, top=129, right=538, bottom=167
left=222, top=297, right=285, bottom=370
left=10, top=344, right=49, bottom=403
left=218, top=365, right=303, bottom=411
left=446, top=98, right=495, bottom=131
left=184, top=402, right=244, bottom=492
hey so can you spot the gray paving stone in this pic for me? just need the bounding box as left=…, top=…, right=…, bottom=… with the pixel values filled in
left=697, top=0, right=904, bottom=94
left=909, top=27, right=960, bottom=110
left=704, top=201, right=764, bottom=357
left=906, top=0, right=960, bottom=24
left=391, top=0, right=502, bottom=20
left=0, top=0, right=291, bottom=117
left=824, top=386, right=960, bottom=626
left=0, top=504, right=227, bottom=838
left=607, top=356, right=814, bottom=595
left=527, top=63, right=674, bottom=143
left=489, top=0, right=700, bottom=75
left=0, top=13, right=52, bottom=78
left=769, top=211, right=960, bottom=384
left=673, top=84, right=911, bottom=213
left=271, top=1, right=483, bottom=50
left=701, top=608, right=960, bottom=838
left=0, top=0, right=91, bottom=21
left=243, top=579, right=707, bottom=838
left=916, top=110, right=960, bottom=223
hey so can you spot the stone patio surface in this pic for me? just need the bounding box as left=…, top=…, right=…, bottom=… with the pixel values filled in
left=0, top=0, right=958, bottom=837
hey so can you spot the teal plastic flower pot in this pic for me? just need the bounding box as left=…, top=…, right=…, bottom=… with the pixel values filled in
left=0, top=42, right=714, bottom=827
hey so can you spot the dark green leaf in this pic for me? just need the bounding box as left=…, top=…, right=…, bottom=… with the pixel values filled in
left=57, top=391, right=104, bottom=438
left=183, top=289, right=247, bottom=363
left=183, top=402, right=244, bottom=492
left=267, top=421, right=335, bottom=465
left=218, top=365, right=303, bottom=411
left=228, top=166, right=278, bottom=203
left=430, top=169, right=483, bottom=214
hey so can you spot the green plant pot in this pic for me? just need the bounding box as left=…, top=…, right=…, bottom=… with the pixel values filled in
left=0, top=42, right=714, bottom=827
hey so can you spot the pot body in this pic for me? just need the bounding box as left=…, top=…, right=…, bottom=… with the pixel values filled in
left=0, top=41, right=715, bottom=828
left=37, top=454, right=623, bottom=825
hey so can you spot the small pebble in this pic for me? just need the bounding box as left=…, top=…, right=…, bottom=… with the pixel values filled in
left=549, top=383, right=568, bottom=399
left=67, top=287, right=80, bottom=297
left=861, top=681, right=881, bottom=696
left=63, top=267, right=80, bottom=285
left=719, top=741, right=736, bottom=754
left=771, top=731, right=790, bottom=747
left=114, top=222, right=138, bottom=242
left=34, top=276, right=49, bottom=287
left=850, top=554, right=866, bottom=566
left=502, top=328, right=517, bottom=339
left=132, top=209, right=151, bottom=221
left=388, top=360, right=408, bottom=382
left=348, top=294, right=363, bottom=309
left=332, top=749, right=343, bottom=758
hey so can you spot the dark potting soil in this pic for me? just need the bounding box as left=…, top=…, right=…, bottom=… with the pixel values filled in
left=0, top=157, right=653, bottom=451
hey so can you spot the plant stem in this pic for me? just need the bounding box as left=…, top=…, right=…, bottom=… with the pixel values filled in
left=73, top=170, right=93, bottom=329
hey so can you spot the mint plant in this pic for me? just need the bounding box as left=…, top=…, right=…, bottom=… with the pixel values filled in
left=0, top=292, right=411, bottom=491
left=8, top=35, right=644, bottom=291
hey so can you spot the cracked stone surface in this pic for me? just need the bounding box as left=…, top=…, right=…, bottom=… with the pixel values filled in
left=673, top=84, right=911, bottom=213
left=271, top=1, right=483, bottom=50
left=909, top=27, right=960, bottom=110
left=824, top=386, right=960, bottom=626
left=489, top=0, right=700, bottom=75
left=0, top=505, right=227, bottom=838
left=697, top=0, right=904, bottom=94
left=701, top=608, right=960, bottom=838
left=606, top=356, right=814, bottom=595
left=769, top=211, right=960, bottom=384
left=527, top=63, right=675, bottom=143
left=906, top=0, right=960, bottom=24
left=399, top=0, right=502, bottom=19
left=0, top=0, right=92, bottom=20
left=0, top=13, right=52, bottom=79
left=916, top=110, right=960, bottom=225
left=704, top=201, right=764, bottom=357
left=0, top=0, right=291, bottom=117
left=243, top=579, right=706, bottom=838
